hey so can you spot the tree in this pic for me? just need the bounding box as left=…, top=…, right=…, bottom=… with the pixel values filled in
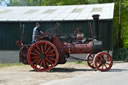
left=121, top=0, right=128, bottom=48
left=118, top=0, right=123, bottom=48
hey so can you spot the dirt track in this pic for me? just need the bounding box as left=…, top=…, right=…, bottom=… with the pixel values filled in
left=0, top=63, right=94, bottom=85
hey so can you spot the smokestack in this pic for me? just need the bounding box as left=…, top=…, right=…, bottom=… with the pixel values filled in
left=92, top=14, right=100, bottom=40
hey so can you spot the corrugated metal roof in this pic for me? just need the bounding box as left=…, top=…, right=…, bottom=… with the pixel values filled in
left=0, top=3, right=114, bottom=22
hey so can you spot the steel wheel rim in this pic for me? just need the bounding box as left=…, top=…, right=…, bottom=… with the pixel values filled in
left=28, top=40, right=59, bottom=72
left=87, top=54, right=95, bottom=69
left=94, top=52, right=113, bottom=71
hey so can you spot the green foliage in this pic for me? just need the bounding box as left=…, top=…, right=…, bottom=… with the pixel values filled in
left=76, top=60, right=82, bottom=64
left=76, top=60, right=87, bottom=65
left=113, top=0, right=128, bottom=49
left=10, top=0, right=99, bottom=6
left=122, top=0, right=128, bottom=7
left=98, top=0, right=114, bottom=3
left=122, top=0, right=128, bottom=48
left=114, top=1, right=120, bottom=48
left=10, top=0, right=43, bottom=6
left=10, top=0, right=27, bottom=6
left=113, top=48, right=128, bottom=61
left=42, top=0, right=89, bottom=5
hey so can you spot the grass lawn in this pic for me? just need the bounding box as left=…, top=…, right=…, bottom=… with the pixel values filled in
left=0, top=62, right=24, bottom=68
left=0, top=61, right=87, bottom=68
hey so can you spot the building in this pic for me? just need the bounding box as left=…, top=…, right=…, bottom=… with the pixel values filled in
left=0, top=3, right=114, bottom=51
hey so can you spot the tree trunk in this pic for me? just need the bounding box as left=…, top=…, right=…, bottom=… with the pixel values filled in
left=118, top=0, right=123, bottom=48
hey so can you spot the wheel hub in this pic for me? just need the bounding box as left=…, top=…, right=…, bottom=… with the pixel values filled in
left=40, top=53, right=46, bottom=59
left=102, top=60, right=106, bottom=64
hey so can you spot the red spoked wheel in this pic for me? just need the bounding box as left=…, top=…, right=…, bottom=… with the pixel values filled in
left=87, top=54, right=95, bottom=69
left=94, top=52, right=113, bottom=71
left=28, top=40, right=59, bottom=72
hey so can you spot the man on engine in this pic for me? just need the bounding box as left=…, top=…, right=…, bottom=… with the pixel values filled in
left=32, top=23, right=43, bottom=43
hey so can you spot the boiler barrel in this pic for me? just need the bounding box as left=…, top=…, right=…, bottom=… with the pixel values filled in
left=64, top=41, right=102, bottom=54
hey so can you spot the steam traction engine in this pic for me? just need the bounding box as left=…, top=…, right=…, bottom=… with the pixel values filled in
left=17, top=14, right=113, bottom=72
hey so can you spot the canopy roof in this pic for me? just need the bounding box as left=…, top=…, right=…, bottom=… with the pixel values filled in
left=0, top=3, right=114, bottom=22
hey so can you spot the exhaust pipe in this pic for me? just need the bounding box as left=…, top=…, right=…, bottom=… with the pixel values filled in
left=92, top=14, right=100, bottom=40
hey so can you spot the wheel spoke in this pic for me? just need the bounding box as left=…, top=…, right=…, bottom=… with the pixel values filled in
left=32, top=59, right=39, bottom=64
left=90, top=56, right=93, bottom=58
left=33, top=48, right=40, bottom=55
left=102, top=65, right=104, bottom=70
left=46, top=62, right=49, bottom=68
left=39, top=62, right=43, bottom=69
left=46, top=58, right=53, bottom=64
left=46, top=54, right=56, bottom=57
left=45, top=46, right=51, bottom=54
left=36, top=45, right=41, bottom=52
left=44, top=42, right=48, bottom=52
left=42, top=59, right=46, bottom=68
left=31, top=56, right=40, bottom=59
left=104, top=64, right=107, bottom=69
left=36, top=59, right=41, bottom=65
left=48, top=57, right=55, bottom=61
left=99, top=55, right=104, bottom=61
left=43, top=59, right=49, bottom=69
left=47, top=50, right=55, bottom=55
left=41, top=45, right=44, bottom=53
left=31, top=52, right=39, bottom=56
left=106, top=63, right=110, bottom=66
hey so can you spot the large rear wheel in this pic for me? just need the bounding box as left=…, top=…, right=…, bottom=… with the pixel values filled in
left=28, top=40, right=59, bottom=72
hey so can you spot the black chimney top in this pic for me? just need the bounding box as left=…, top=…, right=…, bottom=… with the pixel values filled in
left=92, top=14, right=100, bottom=40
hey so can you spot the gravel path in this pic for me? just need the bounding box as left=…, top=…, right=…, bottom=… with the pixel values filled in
left=0, top=63, right=94, bottom=85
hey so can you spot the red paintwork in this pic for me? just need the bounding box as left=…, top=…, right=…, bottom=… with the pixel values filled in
left=17, top=34, right=113, bottom=72
left=52, top=36, right=64, bottom=57
left=94, top=52, right=113, bottom=71
left=63, top=41, right=93, bottom=54
left=87, top=53, right=95, bottom=69
left=51, top=36, right=93, bottom=54
left=28, top=40, right=59, bottom=72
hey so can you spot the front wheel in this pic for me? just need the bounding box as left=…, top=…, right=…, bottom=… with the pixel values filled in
left=94, top=52, right=113, bottom=71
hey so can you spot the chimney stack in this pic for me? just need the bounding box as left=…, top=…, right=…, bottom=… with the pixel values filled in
left=92, top=14, right=100, bottom=40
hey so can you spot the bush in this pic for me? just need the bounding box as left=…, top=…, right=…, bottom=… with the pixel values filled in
left=113, top=48, right=128, bottom=61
